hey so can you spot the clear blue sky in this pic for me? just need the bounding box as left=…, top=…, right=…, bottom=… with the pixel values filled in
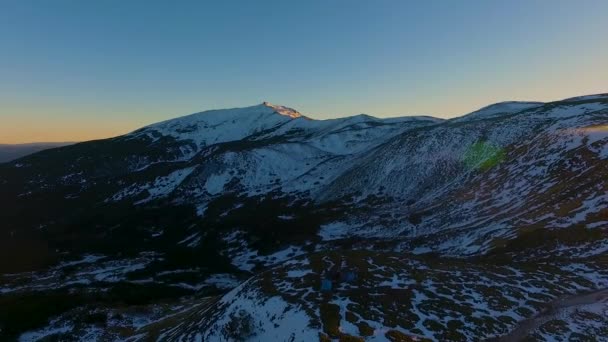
left=1, top=0, right=607, bottom=143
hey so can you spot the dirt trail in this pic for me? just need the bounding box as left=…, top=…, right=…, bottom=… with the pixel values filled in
left=497, top=288, right=608, bottom=341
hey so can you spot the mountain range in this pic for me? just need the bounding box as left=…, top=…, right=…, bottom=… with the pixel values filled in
left=1, top=94, right=607, bottom=341
left=0, top=142, right=74, bottom=163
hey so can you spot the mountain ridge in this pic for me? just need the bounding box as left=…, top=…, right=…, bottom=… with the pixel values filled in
left=0, top=142, right=75, bottom=163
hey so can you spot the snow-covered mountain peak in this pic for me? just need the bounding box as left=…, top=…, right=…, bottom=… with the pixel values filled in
left=131, top=103, right=306, bottom=149
left=261, top=101, right=303, bottom=119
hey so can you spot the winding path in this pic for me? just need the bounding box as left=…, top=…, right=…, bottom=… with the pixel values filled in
left=498, top=288, right=608, bottom=341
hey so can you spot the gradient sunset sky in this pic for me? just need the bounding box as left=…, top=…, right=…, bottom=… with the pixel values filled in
left=1, top=0, right=607, bottom=143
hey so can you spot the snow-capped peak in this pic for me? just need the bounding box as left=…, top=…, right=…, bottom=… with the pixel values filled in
left=132, top=103, right=307, bottom=150
left=262, top=102, right=303, bottom=119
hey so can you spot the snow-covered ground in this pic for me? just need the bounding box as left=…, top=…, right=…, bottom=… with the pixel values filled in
left=3, top=93, right=608, bottom=341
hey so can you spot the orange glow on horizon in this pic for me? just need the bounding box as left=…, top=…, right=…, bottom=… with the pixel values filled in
left=0, top=116, right=144, bottom=144
left=1, top=86, right=606, bottom=144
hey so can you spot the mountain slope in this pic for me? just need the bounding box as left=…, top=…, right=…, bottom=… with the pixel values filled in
left=316, top=97, right=608, bottom=255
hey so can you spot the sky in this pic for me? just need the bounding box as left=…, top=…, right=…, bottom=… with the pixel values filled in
left=1, top=0, right=607, bottom=143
